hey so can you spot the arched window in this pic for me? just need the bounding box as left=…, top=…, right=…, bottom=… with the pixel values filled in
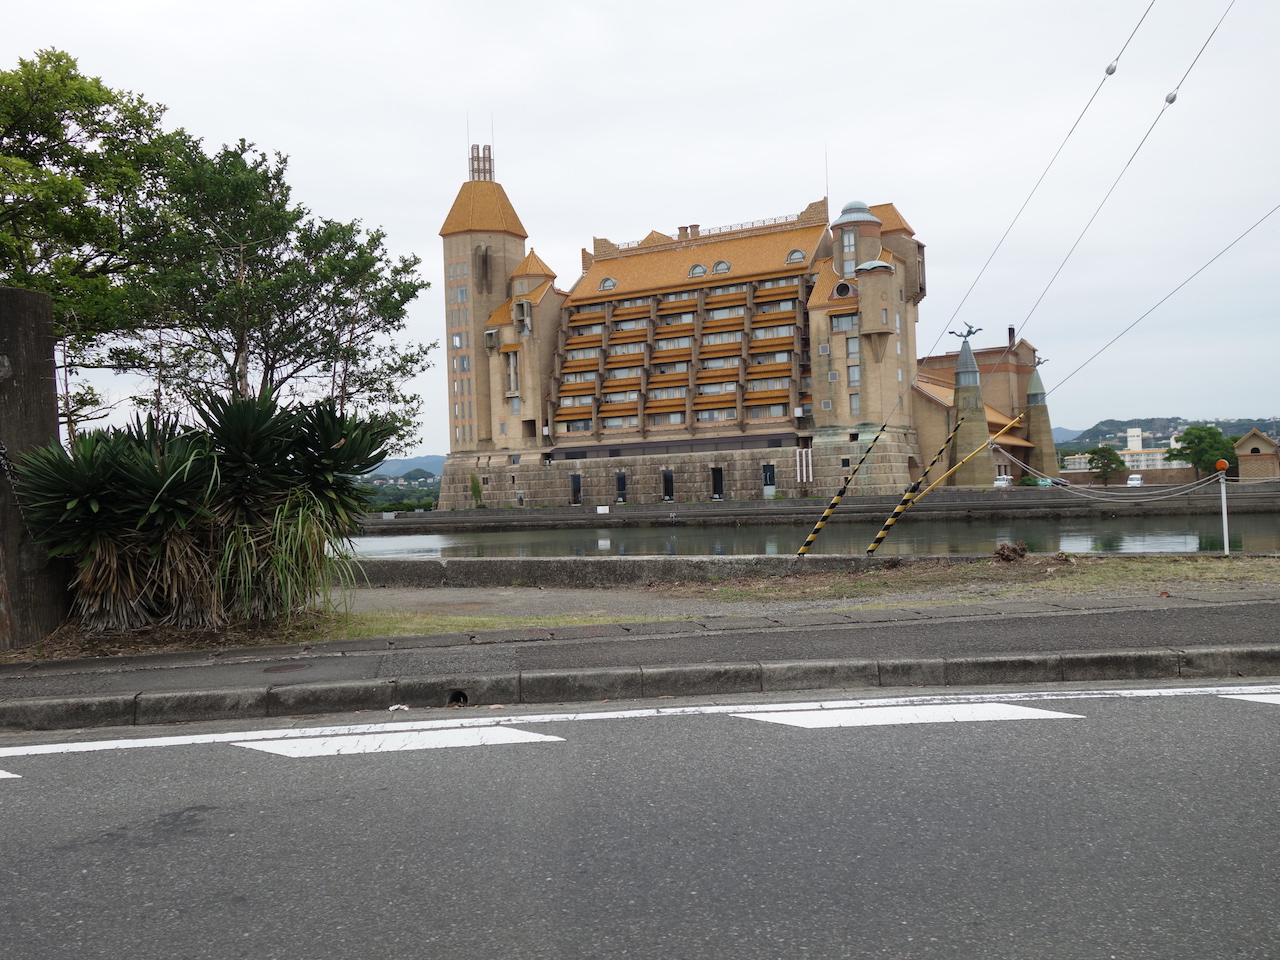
left=688, top=264, right=707, bottom=278
left=712, top=260, right=731, bottom=274
left=598, top=277, right=617, bottom=291
left=786, top=249, right=806, bottom=264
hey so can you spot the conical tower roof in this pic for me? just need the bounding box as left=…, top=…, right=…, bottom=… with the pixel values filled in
left=512, top=248, right=555, bottom=280
left=439, top=180, right=527, bottom=239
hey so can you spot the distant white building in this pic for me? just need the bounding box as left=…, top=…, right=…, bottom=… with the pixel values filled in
left=1064, top=428, right=1177, bottom=472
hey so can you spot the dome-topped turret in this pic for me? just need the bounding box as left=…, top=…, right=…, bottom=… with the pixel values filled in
left=831, top=200, right=882, bottom=229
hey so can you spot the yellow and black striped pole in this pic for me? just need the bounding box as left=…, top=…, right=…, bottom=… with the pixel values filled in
left=795, top=422, right=890, bottom=556
left=865, top=414, right=1028, bottom=554
left=865, top=418, right=965, bottom=555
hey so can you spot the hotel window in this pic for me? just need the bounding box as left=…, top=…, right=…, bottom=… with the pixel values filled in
left=457, top=287, right=468, bottom=302
left=708, top=282, right=745, bottom=295
left=748, top=404, right=788, bottom=419
left=712, top=261, right=731, bottom=274
left=663, top=291, right=696, bottom=302
left=702, top=356, right=741, bottom=369
left=897, top=341, right=902, bottom=355
left=648, top=386, right=687, bottom=400
left=688, top=264, right=707, bottom=278
left=614, top=318, right=647, bottom=331
left=661, top=312, right=695, bottom=325
left=459, top=356, right=470, bottom=372
left=821, top=400, right=832, bottom=410
left=561, top=419, right=593, bottom=433
left=849, top=393, right=860, bottom=416
left=510, top=397, right=522, bottom=414
left=747, top=377, right=789, bottom=391
left=451, top=334, right=462, bottom=349
left=706, top=305, right=745, bottom=320
left=755, top=300, right=795, bottom=314
left=751, top=351, right=791, bottom=365
left=697, top=381, right=734, bottom=395
left=786, top=250, right=806, bottom=264
left=576, top=303, right=607, bottom=314
left=572, top=323, right=603, bottom=335
left=655, top=336, right=692, bottom=350
left=499, top=422, right=506, bottom=434
left=599, top=277, right=617, bottom=291
left=696, top=408, right=737, bottom=422
left=602, top=416, right=638, bottom=429
left=842, top=231, right=857, bottom=276
left=881, top=309, right=888, bottom=324
left=559, top=394, right=593, bottom=407
left=848, top=365, right=861, bottom=385
left=831, top=313, right=857, bottom=333
left=848, top=337, right=859, bottom=358
left=898, top=368, right=903, bottom=382
left=609, top=341, right=645, bottom=356
left=505, top=351, right=519, bottom=393
left=617, top=296, right=650, bottom=308
left=603, top=390, right=639, bottom=403
left=652, top=361, right=689, bottom=375
left=828, top=371, right=839, bottom=382
left=566, top=347, right=601, bottom=360
left=649, top=411, right=685, bottom=426
left=818, top=344, right=830, bottom=355
left=895, top=313, right=901, bottom=333
left=760, top=276, right=799, bottom=288
left=562, top=371, right=597, bottom=383
left=702, top=331, right=741, bottom=345
left=751, top=324, right=794, bottom=340
left=607, top=366, right=644, bottom=379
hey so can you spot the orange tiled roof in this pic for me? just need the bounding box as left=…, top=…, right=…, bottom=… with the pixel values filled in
left=439, top=180, right=528, bottom=239
left=512, top=248, right=555, bottom=279
left=870, top=203, right=914, bottom=236
left=569, top=222, right=827, bottom=303
left=806, top=258, right=859, bottom=309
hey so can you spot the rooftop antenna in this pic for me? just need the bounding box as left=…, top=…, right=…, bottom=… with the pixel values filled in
left=824, top=141, right=829, bottom=203
left=469, top=144, right=494, bottom=182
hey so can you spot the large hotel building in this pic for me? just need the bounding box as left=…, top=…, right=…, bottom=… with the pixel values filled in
left=437, top=147, right=1058, bottom=509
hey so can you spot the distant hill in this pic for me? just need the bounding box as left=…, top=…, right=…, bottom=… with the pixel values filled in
left=1052, top=427, right=1082, bottom=443
left=1056, top=418, right=1277, bottom=452
left=376, top=454, right=446, bottom=478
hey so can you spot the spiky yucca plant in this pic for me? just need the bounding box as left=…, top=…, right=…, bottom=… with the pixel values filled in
left=15, top=393, right=391, bottom=633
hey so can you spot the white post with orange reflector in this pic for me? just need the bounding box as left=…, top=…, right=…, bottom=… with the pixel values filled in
left=1215, top=458, right=1231, bottom=556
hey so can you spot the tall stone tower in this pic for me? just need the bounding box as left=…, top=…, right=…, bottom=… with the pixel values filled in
left=1023, top=367, right=1060, bottom=478
left=438, top=145, right=528, bottom=452
left=949, top=335, right=997, bottom=485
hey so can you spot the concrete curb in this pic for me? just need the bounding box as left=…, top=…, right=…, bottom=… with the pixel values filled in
left=2, top=643, right=1279, bottom=733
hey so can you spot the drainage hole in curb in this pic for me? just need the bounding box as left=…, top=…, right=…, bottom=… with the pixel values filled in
left=447, top=689, right=469, bottom=706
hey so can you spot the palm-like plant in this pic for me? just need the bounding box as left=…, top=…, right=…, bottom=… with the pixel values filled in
left=15, top=392, right=390, bottom=633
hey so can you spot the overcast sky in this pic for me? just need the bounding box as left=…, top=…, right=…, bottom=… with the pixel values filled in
left=7, top=0, right=1278, bottom=451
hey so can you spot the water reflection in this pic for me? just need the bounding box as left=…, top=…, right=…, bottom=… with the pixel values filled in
left=351, top=513, right=1280, bottom=559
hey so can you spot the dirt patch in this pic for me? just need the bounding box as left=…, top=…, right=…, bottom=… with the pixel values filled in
left=3, top=554, right=1275, bottom=665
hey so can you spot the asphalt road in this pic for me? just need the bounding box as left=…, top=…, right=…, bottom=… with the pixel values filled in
left=2, top=680, right=1278, bottom=959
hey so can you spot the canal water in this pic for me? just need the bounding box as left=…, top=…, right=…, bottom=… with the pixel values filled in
left=351, top=512, right=1280, bottom=558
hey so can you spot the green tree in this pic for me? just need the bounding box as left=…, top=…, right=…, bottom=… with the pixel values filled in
left=1165, top=425, right=1237, bottom=477
left=2, top=51, right=433, bottom=448
left=1086, top=445, right=1127, bottom=486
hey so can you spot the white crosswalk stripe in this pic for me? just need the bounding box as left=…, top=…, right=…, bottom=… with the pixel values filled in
left=734, top=703, right=1084, bottom=728
left=233, top=726, right=563, bottom=757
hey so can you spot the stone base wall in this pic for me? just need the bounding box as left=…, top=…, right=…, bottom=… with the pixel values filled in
left=439, top=431, right=924, bottom=509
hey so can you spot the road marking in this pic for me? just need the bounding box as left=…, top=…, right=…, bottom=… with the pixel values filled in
left=2, top=682, right=1279, bottom=761
left=734, top=703, right=1084, bottom=728
left=0, top=770, right=20, bottom=779
left=233, top=727, right=563, bottom=757
left=1220, top=693, right=1280, bottom=706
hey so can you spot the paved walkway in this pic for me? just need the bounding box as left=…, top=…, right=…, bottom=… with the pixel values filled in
left=1, top=584, right=1278, bottom=732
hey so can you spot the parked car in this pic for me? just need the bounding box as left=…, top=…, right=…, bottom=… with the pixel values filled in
left=1127, top=474, right=1144, bottom=487
left=1049, top=477, right=1071, bottom=486
left=993, top=475, right=1013, bottom=487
